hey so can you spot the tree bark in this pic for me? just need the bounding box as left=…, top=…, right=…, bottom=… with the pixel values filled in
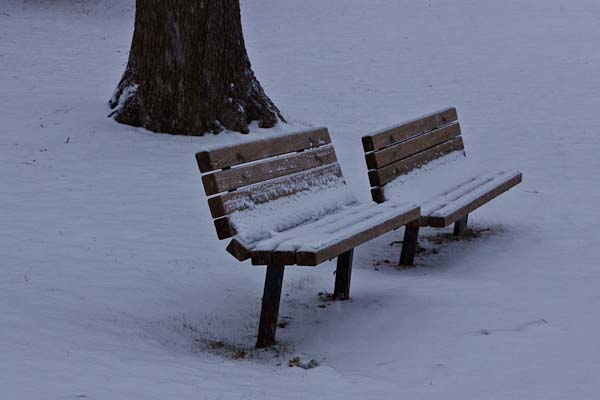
left=109, top=0, right=284, bottom=135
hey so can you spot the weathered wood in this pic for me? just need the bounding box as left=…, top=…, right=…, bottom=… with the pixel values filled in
left=365, top=122, right=461, bottom=170
left=453, top=214, right=469, bottom=235
left=256, top=264, right=285, bottom=348
left=296, top=205, right=420, bottom=266
left=362, top=108, right=458, bottom=152
left=427, top=172, right=522, bottom=227
left=202, top=145, right=337, bottom=195
left=196, top=128, right=331, bottom=172
left=368, top=137, right=465, bottom=187
left=247, top=202, right=419, bottom=266
left=214, top=217, right=236, bottom=240
left=370, top=187, right=386, bottom=204
left=206, top=163, right=343, bottom=218
left=226, top=238, right=251, bottom=261
left=418, top=174, right=499, bottom=220
left=399, top=221, right=420, bottom=266
left=250, top=250, right=276, bottom=266
left=248, top=203, right=369, bottom=265
left=334, top=249, right=354, bottom=300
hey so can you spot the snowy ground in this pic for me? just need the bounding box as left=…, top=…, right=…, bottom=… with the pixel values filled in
left=2, top=0, right=600, bottom=398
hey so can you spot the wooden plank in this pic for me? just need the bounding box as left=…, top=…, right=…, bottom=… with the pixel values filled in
left=420, top=173, right=499, bottom=216
left=370, top=187, right=386, bottom=203
left=202, top=145, right=338, bottom=196
left=427, top=172, right=522, bottom=227
left=226, top=238, right=251, bottom=261
left=368, top=137, right=465, bottom=187
left=250, top=250, right=274, bottom=266
left=365, top=122, right=461, bottom=169
left=249, top=204, right=373, bottom=266
left=272, top=250, right=297, bottom=266
left=296, top=205, right=420, bottom=266
left=206, top=163, right=343, bottom=218
left=249, top=202, right=418, bottom=266
left=251, top=203, right=384, bottom=260
left=256, top=264, right=285, bottom=348
left=214, top=216, right=236, bottom=240
left=196, top=127, right=331, bottom=172
left=362, top=108, right=458, bottom=152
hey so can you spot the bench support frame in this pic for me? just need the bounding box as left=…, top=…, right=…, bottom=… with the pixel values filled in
left=334, top=249, right=354, bottom=300
left=256, top=264, right=285, bottom=348
left=400, top=221, right=420, bottom=266
left=453, top=214, right=469, bottom=235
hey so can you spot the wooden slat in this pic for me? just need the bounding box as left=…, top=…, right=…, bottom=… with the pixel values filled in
left=202, top=145, right=337, bottom=196
left=214, top=217, right=236, bottom=240
left=296, top=205, right=420, bottom=266
left=362, top=107, right=458, bottom=152
left=207, top=163, right=344, bottom=218
left=365, top=122, right=461, bottom=169
left=249, top=205, right=374, bottom=266
left=196, top=127, right=331, bottom=172
left=368, top=137, right=465, bottom=187
left=427, top=172, right=522, bottom=227
left=420, top=173, right=499, bottom=216
left=250, top=202, right=376, bottom=263
left=370, top=187, right=386, bottom=204
left=226, top=238, right=251, bottom=261
left=248, top=202, right=419, bottom=266
left=250, top=249, right=297, bottom=266
left=250, top=250, right=275, bottom=266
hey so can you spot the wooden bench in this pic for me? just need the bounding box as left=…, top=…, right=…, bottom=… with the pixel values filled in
left=196, top=128, right=420, bottom=347
left=361, top=107, right=522, bottom=266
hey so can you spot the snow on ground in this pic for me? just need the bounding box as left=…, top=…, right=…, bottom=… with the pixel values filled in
left=2, top=0, right=600, bottom=398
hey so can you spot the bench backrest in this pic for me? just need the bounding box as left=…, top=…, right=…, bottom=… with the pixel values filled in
left=196, top=128, right=355, bottom=258
left=361, top=107, right=466, bottom=203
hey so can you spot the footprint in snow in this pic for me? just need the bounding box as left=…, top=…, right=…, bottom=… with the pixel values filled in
left=474, top=319, right=548, bottom=336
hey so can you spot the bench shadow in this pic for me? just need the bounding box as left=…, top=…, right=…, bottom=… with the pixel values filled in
left=370, top=222, right=509, bottom=275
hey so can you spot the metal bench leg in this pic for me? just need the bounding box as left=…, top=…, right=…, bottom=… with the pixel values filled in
left=256, top=264, right=285, bottom=348
left=400, top=222, right=420, bottom=266
left=334, top=249, right=354, bottom=300
left=453, top=214, right=469, bottom=236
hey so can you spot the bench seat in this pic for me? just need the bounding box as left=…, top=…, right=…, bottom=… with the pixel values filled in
left=422, top=170, right=522, bottom=227
left=243, top=200, right=419, bottom=266
left=381, top=151, right=522, bottom=228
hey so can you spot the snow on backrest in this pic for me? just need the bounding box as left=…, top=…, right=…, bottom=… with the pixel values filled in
left=361, top=107, right=466, bottom=202
left=228, top=169, right=357, bottom=246
left=196, top=128, right=358, bottom=246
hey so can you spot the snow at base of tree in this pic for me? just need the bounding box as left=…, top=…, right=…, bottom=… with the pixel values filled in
left=2, top=0, right=600, bottom=399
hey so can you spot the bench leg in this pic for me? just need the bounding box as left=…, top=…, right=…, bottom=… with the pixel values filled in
left=400, top=222, right=420, bottom=266
left=334, top=249, right=354, bottom=300
left=256, top=264, right=285, bottom=348
left=453, top=214, right=469, bottom=236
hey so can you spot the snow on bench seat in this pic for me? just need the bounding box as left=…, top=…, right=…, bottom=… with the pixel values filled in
left=246, top=200, right=418, bottom=266
left=382, top=153, right=522, bottom=227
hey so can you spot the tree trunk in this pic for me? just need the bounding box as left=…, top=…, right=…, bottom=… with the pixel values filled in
left=109, top=0, right=284, bottom=135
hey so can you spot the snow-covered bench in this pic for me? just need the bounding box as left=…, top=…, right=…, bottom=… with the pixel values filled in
left=196, top=128, right=420, bottom=347
left=361, top=107, right=522, bottom=266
